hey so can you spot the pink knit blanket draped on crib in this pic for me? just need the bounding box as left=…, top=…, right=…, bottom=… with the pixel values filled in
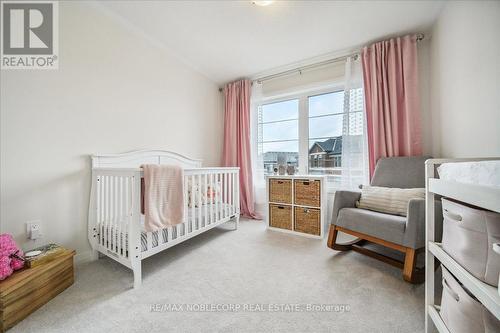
left=141, top=164, right=184, bottom=232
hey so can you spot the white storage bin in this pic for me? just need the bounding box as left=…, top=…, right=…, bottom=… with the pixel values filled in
left=494, top=243, right=500, bottom=296
left=440, top=267, right=500, bottom=333
left=441, top=198, right=500, bottom=287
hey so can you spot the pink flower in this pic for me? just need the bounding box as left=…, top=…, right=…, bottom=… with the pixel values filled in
left=0, top=233, right=24, bottom=280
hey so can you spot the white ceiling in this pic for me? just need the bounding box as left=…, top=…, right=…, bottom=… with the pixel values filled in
left=97, top=0, right=445, bottom=85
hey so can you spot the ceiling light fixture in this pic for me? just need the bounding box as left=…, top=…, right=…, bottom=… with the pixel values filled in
left=252, top=1, right=274, bottom=6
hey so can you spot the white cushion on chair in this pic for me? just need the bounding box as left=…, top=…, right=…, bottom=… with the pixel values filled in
left=355, top=186, right=424, bottom=216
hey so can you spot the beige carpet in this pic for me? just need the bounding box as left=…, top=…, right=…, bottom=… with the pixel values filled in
left=12, top=220, right=425, bottom=333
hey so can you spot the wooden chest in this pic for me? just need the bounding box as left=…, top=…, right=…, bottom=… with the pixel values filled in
left=0, top=249, right=75, bottom=332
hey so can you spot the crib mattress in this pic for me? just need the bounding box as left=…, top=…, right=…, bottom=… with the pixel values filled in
left=98, top=204, right=233, bottom=252
left=438, top=161, right=500, bottom=187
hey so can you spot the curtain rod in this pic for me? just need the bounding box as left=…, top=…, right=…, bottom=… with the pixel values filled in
left=253, top=52, right=359, bottom=85
left=218, top=33, right=424, bottom=92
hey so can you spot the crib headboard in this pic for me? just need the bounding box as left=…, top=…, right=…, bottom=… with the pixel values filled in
left=91, top=150, right=202, bottom=169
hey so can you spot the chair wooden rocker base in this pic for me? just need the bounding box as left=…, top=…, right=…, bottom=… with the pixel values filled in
left=327, top=225, right=424, bottom=284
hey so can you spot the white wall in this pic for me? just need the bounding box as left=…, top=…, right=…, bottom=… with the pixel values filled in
left=429, top=1, right=500, bottom=158
left=0, top=2, right=222, bottom=261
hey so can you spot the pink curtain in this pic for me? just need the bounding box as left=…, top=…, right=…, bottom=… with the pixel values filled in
left=222, top=79, right=260, bottom=219
left=361, top=35, right=422, bottom=179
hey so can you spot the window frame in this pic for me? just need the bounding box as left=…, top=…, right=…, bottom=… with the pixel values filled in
left=257, top=84, right=346, bottom=177
left=257, top=98, right=300, bottom=161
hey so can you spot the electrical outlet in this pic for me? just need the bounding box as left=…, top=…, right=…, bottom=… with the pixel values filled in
left=26, top=220, right=42, bottom=240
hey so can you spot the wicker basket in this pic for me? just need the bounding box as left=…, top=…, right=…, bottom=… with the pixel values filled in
left=269, top=179, right=292, bottom=204
left=294, top=179, right=320, bottom=207
left=294, top=207, right=320, bottom=235
left=269, top=204, right=292, bottom=230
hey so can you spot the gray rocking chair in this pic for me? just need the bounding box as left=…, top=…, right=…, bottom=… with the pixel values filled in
left=327, top=156, right=441, bottom=283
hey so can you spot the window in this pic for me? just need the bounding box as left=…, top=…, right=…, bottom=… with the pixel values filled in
left=308, top=89, right=364, bottom=185
left=257, top=99, right=299, bottom=175
left=308, top=91, right=344, bottom=180
left=256, top=86, right=366, bottom=188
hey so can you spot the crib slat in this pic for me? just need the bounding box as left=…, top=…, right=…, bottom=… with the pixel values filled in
left=222, top=173, right=225, bottom=220
left=204, top=173, right=208, bottom=228
left=115, top=177, right=125, bottom=254
left=191, top=174, right=195, bottom=232
left=97, top=176, right=102, bottom=246
left=227, top=172, right=230, bottom=216
left=229, top=172, right=233, bottom=215
left=215, top=173, right=220, bottom=221
left=157, top=229, right=164, bottom=246
left=111, top=176, right=116, bottom=251
left=209, top=173, right=214, bottom=225
left=231, top=172, right=234, bottom=215
left=220, top=173, right=224, bottom=220
left=195, top=174, right=200, bottom=228
left=236, top=171, right=240, bottom=215
left=196, top=174, right=203, bottom=230
left=128, top=176, right=132, bottom=256
left=168, top=226, right=173, bottom=242
left=111, top=176, right=115, bottom=251
left=127, top=175, right=132, bottom=256
left=118, top=177, right=123, bottom=254
left=114, top=176, right=118, bottom=252
left=234, top=172, right=237, bottom=215
left=220, top=172, right=224, bottom=219
left=115, top=177, right=118, bottom=253
left=101, top=176, right=105, bottom=247
left=224, top=172, right=228, bottom=218
left=103, top=175, right=107, bottom=249
left=117, top=176, right=121, bottom=252
left=122, top=176, right=128, bottom=256
left=157, top=226, right=164, bottom=246
left=229, top=171, right=235, bottom=215
left=147, top=231, right=152, bottom=250
left=183, top=174, right=188, bottom=237
left=112, top=175, right=115, bottom=250
left=106, top=176, right=110, bottom=250
left=101, top=175, right=104, bottom=247
left=110, top=176, right=113, bottom=251
left=96, top=176, right=100, bottom=245
left=108, top=176, right=112, bottom=248
left=112, top=176, right=117, bottom=251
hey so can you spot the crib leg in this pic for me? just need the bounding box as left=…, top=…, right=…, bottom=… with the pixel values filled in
left=90, top=249, right=99, bottom=261
left=234, top=216, right=239, bottom=230
left=132, top=260, right=142, bottom=289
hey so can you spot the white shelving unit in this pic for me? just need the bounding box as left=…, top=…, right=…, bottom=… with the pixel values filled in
left=425, top=158, right=500, bottom=333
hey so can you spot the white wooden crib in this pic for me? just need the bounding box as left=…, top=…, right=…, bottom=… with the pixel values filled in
left=87, top=150, right=240, bottom=288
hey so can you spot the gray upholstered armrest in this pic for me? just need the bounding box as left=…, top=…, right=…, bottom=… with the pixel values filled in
left=404, top=198, right=425, bottom=249
left=331, top=190, right=361, bottom=225
left=404, top=198, right=443, bottom=249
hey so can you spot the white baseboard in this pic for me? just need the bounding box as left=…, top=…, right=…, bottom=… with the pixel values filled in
left=255, top=202, right=267, bottom=218
left=74, top=250, right=94, bottom=266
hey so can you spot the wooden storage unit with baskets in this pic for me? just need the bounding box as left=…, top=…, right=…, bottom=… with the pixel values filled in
left=266, top=175, right=326, bottom=238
